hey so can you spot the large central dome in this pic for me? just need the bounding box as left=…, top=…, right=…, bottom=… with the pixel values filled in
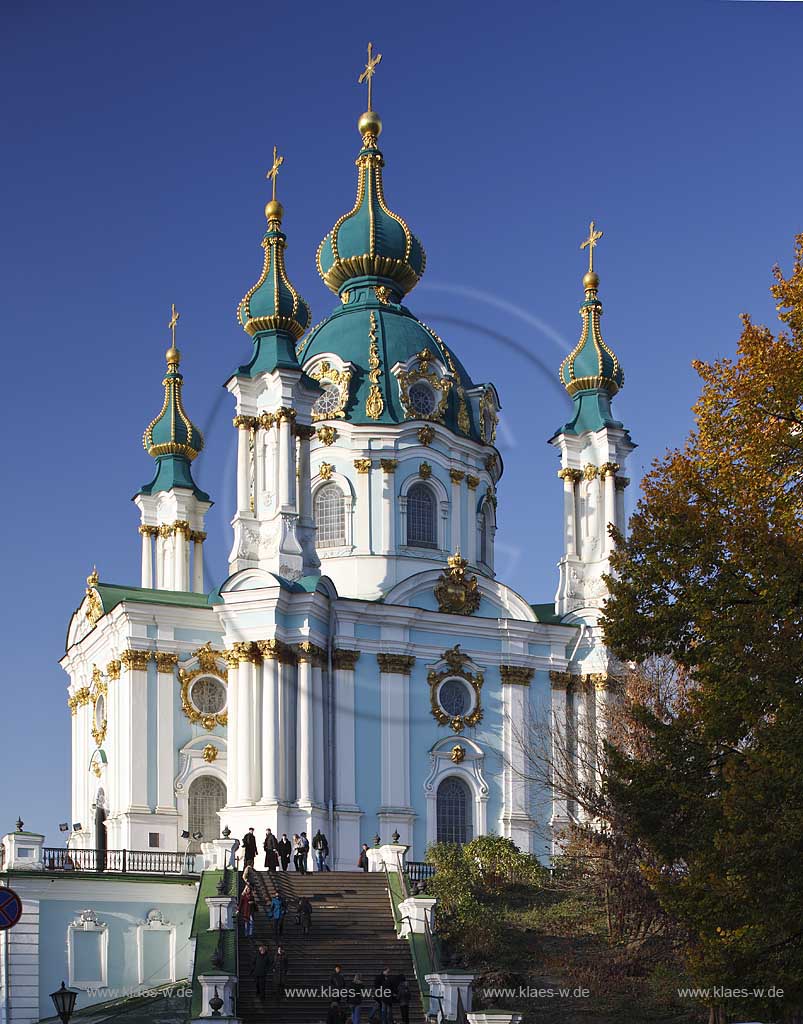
left=299, top=112, right=490, bottom=444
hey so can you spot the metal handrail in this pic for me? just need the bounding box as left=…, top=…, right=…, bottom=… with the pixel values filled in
left=396, top=851, right=410, bottom=899
left=41, top=847, right=198, bottom=875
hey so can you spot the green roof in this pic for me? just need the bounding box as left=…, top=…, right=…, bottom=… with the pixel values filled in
left=530, top=602, right=568, bottom=625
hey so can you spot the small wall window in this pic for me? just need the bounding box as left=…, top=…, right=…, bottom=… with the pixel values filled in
left=189, top=677, right=227, bottom=716
left=148, top=833, right=160, bottom=849
left=407, top=482, right=437, bottom=548
left=314, top=483, right=346, bottom=547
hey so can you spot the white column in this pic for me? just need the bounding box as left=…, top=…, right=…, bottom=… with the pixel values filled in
left=615, top=478, right=627, bottom=537
left=278, top=658, right=294, bottom=802
left=296, top=649, right=315, bottom=805
left=236, top=649, right=258, bottom=804
left=121, top=651, right=150, bottom=812
left=259, top=652, right=280, bottom=803
left=298, top=427, right=312, bottom=521
left=466, top=480, right=479, bottom=564
left=602, top=465, right=617, bottom=555
left=560, top=470, right=579, bottom=558
left=164, top=529, right=175, bottom=590
left=593, top=678, right=610, bottom=788
left=312, top=663, right=325, bottom=805
left=279, top=412, right=296, bottom=511
left=354, top=461, right=372, bottom=551
left=333, top=651, right=360, bottom=808
left=500, top=668, right=534, bottom=850
left=192, top=533, right=205, bottom=592
left=174, top=526, right=189, bottom=591
left=269, top=423, right=280, bottom=513
left=224, top=653, right=241, bottom=805
left=236, top=420, right=251, bottom=514
left=70, top=698, right=80, bottom=827
left=140, top=527, right=154, bottom=588
left=381, top=462, right=396, bottom=553
left=105, top=663, right=121, bottom=818
left=377, top=656, right=413, bottom=810
left=549, top=674, right=570, bottom=826
left=449, top=471, right=463, bottom=552
left=155, top=532, right=165, bottom=589
left=156, top=655, right=177, bottom=812
left=575, top=680, right=593, bottom=819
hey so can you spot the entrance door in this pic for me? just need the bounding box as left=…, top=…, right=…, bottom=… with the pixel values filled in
left=188, top=776, right=227, bottom=852
left=94, top=805, right=107, bottom=871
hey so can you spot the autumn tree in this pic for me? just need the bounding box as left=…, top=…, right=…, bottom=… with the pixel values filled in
left=602, top=236, right=803, bottom=1023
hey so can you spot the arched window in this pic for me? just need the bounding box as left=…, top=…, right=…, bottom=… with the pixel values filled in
left=407, top=482, right=437, bottom=548
left=314, top=484, right=346, bottom=548
left=188, top=776, right=226, bottom=852
left=313, top=383, right=341, bottom=419
left=436, top=777, right=472, bottom=845
left=409, top=380, right=437, bottom=417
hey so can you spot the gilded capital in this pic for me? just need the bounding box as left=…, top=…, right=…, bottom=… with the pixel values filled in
left=233, top=414, right=258, bottom=430
left=296, top=641, right=326, bottom=665
left=295, top=423, right=316, bottom=440
left=599, top=462, right=620, bottom=479
left=615, top=475, right=630, bottom=490
left=120, top=649, right=152, bottom=671
left=259, top=411, right=276, bottom=430
left=377, top=653, right=415, bottom=674
left=449, top=469, right=465, bottom=484
left=380, top=458, right=398, bottom=474
left=276, top=406, right=297, bottom=422
left=549, top=670, right=572, bottom=690
left=484, top=454, right=497, bottom=475
left=155, top=651, right=179, bottom=673
left=466, top=475, right=480, bottom=490
left=230, top=641, right=262, bottom=664
left=500, top=665, right=534, bottom=686
left=173, top=520, right=191, bottom=537
left=582, top=464, right=599, bottom=481
left=138, top=524, right=158, bottom=537
left=333, top=648, right=360, bottom=670
left=557, top=468, right=583, bottom=483
left=354, top=458, right=372, bottom=474
left=258, top=638, right=295, bottom=664
left=189, top=530, right=207, bottom=543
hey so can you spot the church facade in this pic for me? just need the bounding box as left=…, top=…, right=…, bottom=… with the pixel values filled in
left=62, top=99, right=634, bottom=871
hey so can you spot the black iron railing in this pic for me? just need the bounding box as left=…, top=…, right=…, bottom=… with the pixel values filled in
left=406, top=860, right=435, bottom=884
left=41, top=847, right=198, bottom=875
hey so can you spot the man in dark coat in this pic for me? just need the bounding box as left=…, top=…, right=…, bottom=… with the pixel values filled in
left=242, top=827, right=258, bottom=869
left=263, top=829, right=279, bottom=871
left=277, top=833, right=292, bottom=871
left=312, top=829, right=330, bottom=872
left=274, top=945, right=289, bottom=998
left=251, top=944, right=271, bottom=999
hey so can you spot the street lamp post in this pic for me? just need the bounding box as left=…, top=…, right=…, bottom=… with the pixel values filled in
left=50, top=982, right=77, bottom=1024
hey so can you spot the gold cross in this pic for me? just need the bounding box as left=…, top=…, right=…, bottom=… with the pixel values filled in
left=266, top=145, right=284, bottom=202
left=580, top=221, right=603, bottom=274
left=168, top=303, right=180, bottom=346
left=358, top=41, right=382, bottom=111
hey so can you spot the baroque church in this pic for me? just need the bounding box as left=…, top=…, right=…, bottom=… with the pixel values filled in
left=61, top=73, right=634, bottom=872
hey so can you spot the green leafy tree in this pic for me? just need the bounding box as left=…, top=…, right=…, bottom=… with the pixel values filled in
left=602, top=236, right=803, bottom=1023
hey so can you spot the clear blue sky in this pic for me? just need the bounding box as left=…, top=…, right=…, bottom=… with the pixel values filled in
left=2, top=0, right=800, bottom=844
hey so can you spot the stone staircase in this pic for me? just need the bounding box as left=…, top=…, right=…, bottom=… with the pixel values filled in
left=236, top=870, right=427, bottom=1024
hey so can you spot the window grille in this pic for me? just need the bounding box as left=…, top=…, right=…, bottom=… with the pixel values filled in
left=407, top=483, right=436, bottom=547
left=436, top=776, right=472, bottom=845
left=314, top=484, right=346, bottom=547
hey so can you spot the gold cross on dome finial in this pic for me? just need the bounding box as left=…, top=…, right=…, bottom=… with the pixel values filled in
left=580, top=221, right=603, bottom=274
left=168, top=303, right=180, bottom=345
left=358, top=41, right=382, bottom=112
left=266, top=145, right=284, bottom=202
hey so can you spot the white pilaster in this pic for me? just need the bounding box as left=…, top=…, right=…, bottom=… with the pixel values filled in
left=449, top=471, right=463, bottom=552
left=296, top=650, right=315, bottom=805
left=377, top=654, right=415, bottom=846
left=466, top=481, right=479, bottom=564
left=192, top=534, right=205, bottom=592
left=380, top=462, right=396, bottom=554
left=259, top=650, right=280, bottom=803
left=549, top=674, right=570, bottom=843
left=156, top=656, right=177, bottom=814
left=355, top=461, right=372, bottom=551
left=238, top=652, right=258, bottom=804
left=120, top=651, right=151, bottom=816
left=279, top=413, right=295, bottom=511
left=500, top=667, right=533, bottom=851
left=312, top=663, right=325, bottom=805
left=140, top=527, right=155, bottom=588
left=236, top=422, right=250, bottom=514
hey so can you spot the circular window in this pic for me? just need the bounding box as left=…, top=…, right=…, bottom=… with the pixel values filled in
left=314, top=384, right=341, bottom=418
left=94, top=695, right=106, bottom=731
left=409, top=381, right=436, bottom=416
left=190, top=677, right=227, bottom=715
left=439, top=678, right=472, bottom=717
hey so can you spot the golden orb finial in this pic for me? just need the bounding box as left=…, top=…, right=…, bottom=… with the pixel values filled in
left=165, top=344, right=181, bottom=368
left=358, top=110, right=382, bottom=140
left=264, top=198, right=284, bottom=226
left=583, top=270, right=599, bottom=292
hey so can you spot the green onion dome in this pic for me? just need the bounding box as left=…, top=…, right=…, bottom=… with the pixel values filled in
left=139, top=343, right=209, bottom=500
left=316, top=112, right=426, bottom=298
left=559, top=271, right=624, bottom=397
left=238, top=200, right=311, bottom=341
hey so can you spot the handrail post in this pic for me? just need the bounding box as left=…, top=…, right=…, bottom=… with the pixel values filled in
left=122, top=849, right=127, bottom=874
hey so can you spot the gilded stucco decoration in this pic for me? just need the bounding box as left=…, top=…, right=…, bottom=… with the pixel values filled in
left=317, top=426, right=338, bottom=446
left=307, top=359, right=352, bottom=421
left=85, top=567, right=103, bottom=627
left=396, top=349, right=452, bottom=422
left=365, top=311, right=385, bottom=420
left=434, top=552, right=481, bottom=615
left=479, top=388, right=499, bottom=444
left=90, top=665, right=108, bottom=746
left=427, top=644, right=484, bottom=733
left=178, top=646, right=229, bottom=730
left=418, top=425, right=435, bottom=446
left=202, top=744, right=218, bottom=764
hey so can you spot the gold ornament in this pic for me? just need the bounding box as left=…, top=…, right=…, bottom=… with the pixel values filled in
left=418, top=425, right=435, bottom=446
left=466, top=475, right=480, bottom=490
left=380, top=458, right=398, bottom=474
left=333, top=648, right=361, bottom=670
left=308, top=361, right=352, bottom=421
left=85, top=567, right=103, bottom=627
left=155, top=652, right=179, bottom=674
left=450, top=744, right=466, bottom=764
left=500, top=665, right=534, bottom=686
left=377, top=653, right=416, bottom=674
left=365, top=311, right=385, bottom=420
left=428, top=645, right=484, bottom=732
left=319, top=462, right=334, bottom=480
left=354, top=458, right=372, bottom=474
left=419, top=462, right=432, bottom=479
left=434, top=552, right=481, bottom=616
left=202, top=744, right=218, bottom=764
left=317, top=426, right=337, bottom=446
